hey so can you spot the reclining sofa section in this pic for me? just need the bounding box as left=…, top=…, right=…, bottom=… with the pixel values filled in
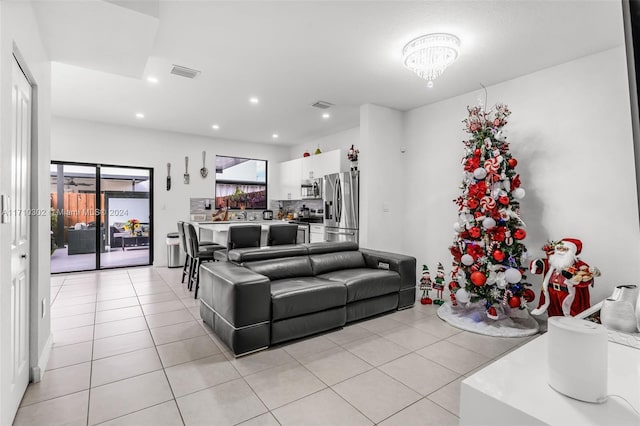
left=199, top=241, right=416, bottom=356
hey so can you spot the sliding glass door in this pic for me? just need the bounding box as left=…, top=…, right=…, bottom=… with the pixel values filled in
left=100, top=166, right=152, bottom=269
left=50, top=164, right=98, bottom=272
left=50, top=162, right=153, bottom=273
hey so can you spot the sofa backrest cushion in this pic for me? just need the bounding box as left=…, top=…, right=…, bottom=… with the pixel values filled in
left=229, top=245, right=307, bottom=263
left=309, top=251, right=366, bottom=276
left=304, top=241, right=359, bottom=255
left=244, top=256, right=313, bottom=281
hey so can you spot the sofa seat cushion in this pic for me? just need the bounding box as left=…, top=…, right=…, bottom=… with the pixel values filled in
left=271, top=277, right=347, bottom=321
left=318, top=268, right=401, bottom=303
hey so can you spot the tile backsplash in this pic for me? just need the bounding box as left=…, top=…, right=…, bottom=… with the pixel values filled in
left=270, top=199, right=323, bottom=214
left=190, top=197, right=323, bottom=221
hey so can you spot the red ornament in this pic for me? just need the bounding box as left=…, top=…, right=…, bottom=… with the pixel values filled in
left=508, top=296, right=521, bottom=308
left=470, top=271, right=487, bottom=286
left=469, top=227, right=481, bottom=239
left=498, top=196, right=510, bottom=205
left=493, top=250, right=505, bottom=262
left=474, top=148, right=481, bottom=157
left=493, top=231, right=506, bottom=242
left=508, top=158, right=518, bottom=168
left=303, top=152, right=311, bottom=158
left=487, top=306, right=498, bottom=318
left=421, top=297, right=433, bottom=305
left=473, top=211, right=483, bottom=219
left=450, top=246, right=462, bottom=262
left=514, top=228, right=527, bottom=240
left=523, top=288, right=535, bottom=303
left=467, top=198, right=479, bottom=209
left=448, top=281, right=460, bottom=291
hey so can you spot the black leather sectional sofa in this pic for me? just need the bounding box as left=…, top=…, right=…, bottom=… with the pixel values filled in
left=199, top=241, right=416, bottom=356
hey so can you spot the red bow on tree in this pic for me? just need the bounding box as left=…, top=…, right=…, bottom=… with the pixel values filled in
left=511, top=174, right=521, bottom=189
left=464, top=157, right=480, bottom=172
left=467, top=244, right=485, bottom=260
left=487, top=226, right=507, bottom=242
left=468, top=181, right=487, bottom=199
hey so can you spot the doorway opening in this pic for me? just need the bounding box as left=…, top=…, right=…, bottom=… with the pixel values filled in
left=50, top=162, right=153, bottom=273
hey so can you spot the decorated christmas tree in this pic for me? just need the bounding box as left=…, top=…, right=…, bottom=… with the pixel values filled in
left=449, top=103, right=535, bottom=320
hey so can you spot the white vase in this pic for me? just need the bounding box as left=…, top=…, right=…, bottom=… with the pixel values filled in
left=600, top=285, right=639, bottom=333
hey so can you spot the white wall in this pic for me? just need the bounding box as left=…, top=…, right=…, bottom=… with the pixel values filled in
left=359, top=104, right=406, bottom=253
left=50, top=117, right=290, bottom=266
left=0, top=0, right=52, bottom=410
left=403, top=46, right=639, bottom=306
left=289, top=126, right=359, bottom=159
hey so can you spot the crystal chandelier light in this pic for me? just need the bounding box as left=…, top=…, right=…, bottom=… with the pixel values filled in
left=402, top=33, right=460, bottom=87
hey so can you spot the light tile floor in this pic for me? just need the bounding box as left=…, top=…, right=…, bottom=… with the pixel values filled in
left=16, top=267, right=540, bottom=425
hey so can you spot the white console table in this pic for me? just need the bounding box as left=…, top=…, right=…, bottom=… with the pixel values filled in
left=460, top=334, right=640, bottom=425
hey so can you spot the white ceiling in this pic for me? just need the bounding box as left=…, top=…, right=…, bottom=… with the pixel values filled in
left=33, top=0, right=624, bottom=146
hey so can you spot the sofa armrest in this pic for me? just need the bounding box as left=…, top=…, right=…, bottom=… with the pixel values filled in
left=199, top=262, right=271, bottom=328
left=360, top=249, right=416, bottom=290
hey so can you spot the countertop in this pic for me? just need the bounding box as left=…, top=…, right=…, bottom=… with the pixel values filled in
left=460, top=333, right=640, bottom=425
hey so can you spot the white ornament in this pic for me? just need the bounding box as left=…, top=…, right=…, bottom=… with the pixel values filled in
left=482, top=217, right=496, bottom=229
left=495, top=130, right=506, bottom=142
left=503, top=179, right=511, bottom=192
left=512, top=187, right=526, bottom=199
left=456, top=288, right=471, bottom=303
left=473, top=168, right=487, bottom=180
left=486, top=271, right=497, bottom=285
left=505, top=268, right=522, bottom=284
left=461, top=254, right=474, bottom=266
left=453, top=222, right=462, bottom=232
left=496, top=272, right=507, bottom=289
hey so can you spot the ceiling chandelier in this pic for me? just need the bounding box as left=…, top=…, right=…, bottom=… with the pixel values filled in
left=402, top=33, right=460, bottom=88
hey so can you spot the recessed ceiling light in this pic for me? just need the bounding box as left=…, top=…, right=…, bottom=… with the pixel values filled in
left=272, top=133, right=279, bottom=139
left=322, top=113, right=330, bottom=119
left=135, top=113, right=144, bottom=119
left=249, top=97, right=259, bottom=104
left=146, top=76, right=158, bottom=83
left=212, top=124, right=220, bottom=130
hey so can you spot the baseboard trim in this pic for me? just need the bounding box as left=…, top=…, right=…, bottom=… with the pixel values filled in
left=32, top=333, right=52, bottom=383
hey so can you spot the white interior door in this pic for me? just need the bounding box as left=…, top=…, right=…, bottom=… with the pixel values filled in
left=2, top=56, right=32, bottom=425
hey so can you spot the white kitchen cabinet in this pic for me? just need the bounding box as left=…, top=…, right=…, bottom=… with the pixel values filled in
left=301, top=149, right=348, bottom=180
left=278, top=158, right=302, bottom=200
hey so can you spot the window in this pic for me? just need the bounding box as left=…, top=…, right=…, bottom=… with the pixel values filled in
left=215, top=156, right=267, bottom=209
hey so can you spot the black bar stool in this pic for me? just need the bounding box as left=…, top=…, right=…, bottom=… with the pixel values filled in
left=266, top=223, right=299, bottom=245
left=178, top=221, right=222, bottom=284
left=184, top=222, right=224, bottom=298
left=214, top=224, right=262, bottom=261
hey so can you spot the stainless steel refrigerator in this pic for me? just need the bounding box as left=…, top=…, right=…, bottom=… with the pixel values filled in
left=323, top=171, right=359, bottom=243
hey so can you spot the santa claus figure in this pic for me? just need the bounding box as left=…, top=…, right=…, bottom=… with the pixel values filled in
left=530, top=238, right=600, bottom=317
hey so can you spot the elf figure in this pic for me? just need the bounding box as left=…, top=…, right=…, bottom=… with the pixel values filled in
left=433, top=263, right=446, bottom=305
left=419, top=265, right=433, bottom=305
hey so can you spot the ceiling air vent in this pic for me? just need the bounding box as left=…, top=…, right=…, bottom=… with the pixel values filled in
left=170, top=65, right=201, bottom=79
left=311, top=100, right=334, bottom=109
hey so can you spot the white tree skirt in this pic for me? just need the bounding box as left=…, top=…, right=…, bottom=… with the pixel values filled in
left=437, top=301, right=540, bottom=337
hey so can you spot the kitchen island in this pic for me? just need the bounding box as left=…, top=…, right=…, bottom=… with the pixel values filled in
left=196, top=220, right=308, bottom=245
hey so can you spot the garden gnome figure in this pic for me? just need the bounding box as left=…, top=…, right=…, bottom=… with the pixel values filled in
left=419, top=265, right=433, bottom=305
